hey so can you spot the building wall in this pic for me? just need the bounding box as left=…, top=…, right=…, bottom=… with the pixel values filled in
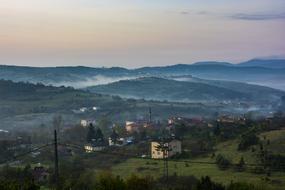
left=151, top=140, right=182, bottom=159
left=125, top=121, right=139, bottom=133
left=84, top=145, right=105, bottom=153
left=81, top=120, right=88, bottom=127
left=151, top=142, right=164, bottom=159
left=168, top=140, right=182, bottom=157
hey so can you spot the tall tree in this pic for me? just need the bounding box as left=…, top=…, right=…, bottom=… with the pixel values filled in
left=86, top=124, right=96, bottom=143
left=94, top=128, right=104, bottom=142
left=214, top=122, right=221, bottom=136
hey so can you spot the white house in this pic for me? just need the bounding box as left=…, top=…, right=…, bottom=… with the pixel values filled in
left=84, top=143, right=106, bottom=153
left=151, top=139, right=182, bottom=159
left=80, top=120, right=96, bottom=127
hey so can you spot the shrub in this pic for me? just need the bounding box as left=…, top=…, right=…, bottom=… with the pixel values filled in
left=235, top=157, right=246, bottom=172
left=227, top=182, right=266, bottom=190
left=238, top=133, right=259, bottom=151
left=216, top=154, right=231, bottom=170
left=196, top=176, right=225, bottom=190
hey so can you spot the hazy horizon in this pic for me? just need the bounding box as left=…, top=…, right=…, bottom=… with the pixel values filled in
left=1, top=0, right=285, bottom=68
left=1, top=56, right=285, bottom=69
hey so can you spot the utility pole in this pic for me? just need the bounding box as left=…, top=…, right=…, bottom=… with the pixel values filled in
left=166, top=150, right=169, bottom=185
left=156, top=139, right=170, bottom=188
left=54, top=130, right=59, bottom=190
left=163, top=148, right=167, bottom=180
left=149, top=107, right=152, bottom=123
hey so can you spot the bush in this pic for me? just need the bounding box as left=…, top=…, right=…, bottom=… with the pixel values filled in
left=251, top=166, right=265, bottom=174
left=126, top=175, right=154, bottom=190
left=227, top=182, right=265, bottom=190
left=0, top=179, right=40, bottom=190
left=216, top=154, right=231, bottom=170
left=238, top=133, right=259, bottom=151
left=234, top=157, right=246, bottom=172
left=196, top=176, right=225, bottom=190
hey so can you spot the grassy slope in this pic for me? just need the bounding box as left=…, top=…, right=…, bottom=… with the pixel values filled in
left=111, top=129, right=285, bottom=189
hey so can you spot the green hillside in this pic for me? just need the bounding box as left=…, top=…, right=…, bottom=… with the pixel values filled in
left=111, top=129, right=285, bottom=189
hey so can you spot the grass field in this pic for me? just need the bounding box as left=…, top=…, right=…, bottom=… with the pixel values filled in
left=112, top=158, right=284, bottom=188
left=111, top=129, right=285, bottom=189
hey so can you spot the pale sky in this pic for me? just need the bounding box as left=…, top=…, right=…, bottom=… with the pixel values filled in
left=0, top=0, right=285, bottom=68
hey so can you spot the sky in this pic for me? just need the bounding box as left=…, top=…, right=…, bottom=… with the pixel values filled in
left=0, top=0, right=285, bottom=68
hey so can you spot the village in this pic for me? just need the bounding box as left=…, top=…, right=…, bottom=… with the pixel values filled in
left=0, top=108, right=253, bottom=185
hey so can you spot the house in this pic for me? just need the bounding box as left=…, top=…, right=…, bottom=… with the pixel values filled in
left=109, top=129, right=134, bottom=146
left=217, top=115, right=246, bottom=124
left=84, top=142, right=106, bottom=153
left=79, top=107, right=88, bottom=113
left=108, top=130, right=119, bottom=146
left=92, top=106, right=99, bottom=111
left=125, top=121, right=140, bottom=133
left=125, top=119, right=155, bottom=133
left=168, top=117, right=201, bottom=126
left=109, top=136, right=134, bottom=146
left=32, top=166, right=49, bottom=183
left=151, top=139, right=182, bottom=159
left=80, top=119, right=96, bottom=127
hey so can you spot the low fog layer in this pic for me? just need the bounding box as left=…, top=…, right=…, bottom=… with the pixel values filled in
left=53, top=75, right=138, bottom=89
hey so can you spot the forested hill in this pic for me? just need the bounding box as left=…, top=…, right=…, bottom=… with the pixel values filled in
left=87, top=77, right=285, bottom=104
left=0, top=79, right=225, bottom=129
left=1, top=59, right=285, bottom=90
left=0, top=80, right=75, bottom=100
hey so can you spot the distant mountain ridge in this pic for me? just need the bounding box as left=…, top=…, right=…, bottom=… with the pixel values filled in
left=1, top=59, right=285, bottom=90
left=192, top=61, right=233, bottom=66
left=238, top=59, right=285, bottom=69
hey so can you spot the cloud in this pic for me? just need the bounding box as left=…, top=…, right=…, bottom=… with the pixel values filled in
left=179, top=9, right=285, bottom=21
left=180, top=11, right=190, bottom=15
left=196, top=11, right=209, bottom=15
left=230, top=12, right=285, bottom=20
left=179, top=10, right=209, bottom=16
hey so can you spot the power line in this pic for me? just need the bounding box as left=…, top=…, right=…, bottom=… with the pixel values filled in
left=0, top=143, right=53, bottom=165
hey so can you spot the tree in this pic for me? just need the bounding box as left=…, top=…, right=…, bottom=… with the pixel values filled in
left=236, top=157, right=245, bottom=172
left=94, top=128, right=104, bottom=142
left=213, top=123, right=221, bottom=136
left=95, top=172, right=125, bottom=190
left=86, top=124, right=96, bottom=143
left=227, top=182, right=259, bottom=190
left=216, top=154, right=231, bottom=170
left=196, top=176, right=225, bottom=190
left=281, top=96, right=285, bottom=109
left=238, top=132, right=259, bottom=151
left=0, top=165, right=40, bottom=190
left=98, top=117, right=112, bottom=135
left=126, top=175, right=154, bottom=190
left=174, top=123, right=188, bottom=139
left=110, top=129, right=119, bottom=144
left=64, top=125, right=87, bottom=143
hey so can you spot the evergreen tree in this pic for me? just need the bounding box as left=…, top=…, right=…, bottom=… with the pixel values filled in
left=94, top=128, right=104, bottom=142
left=214, top=123, right=221, bottom=136
left=236, top=156, right=245, bottom=171
left=110, top=130, right=119, bottom=144
left=86, top=124, right=96, bottom=143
